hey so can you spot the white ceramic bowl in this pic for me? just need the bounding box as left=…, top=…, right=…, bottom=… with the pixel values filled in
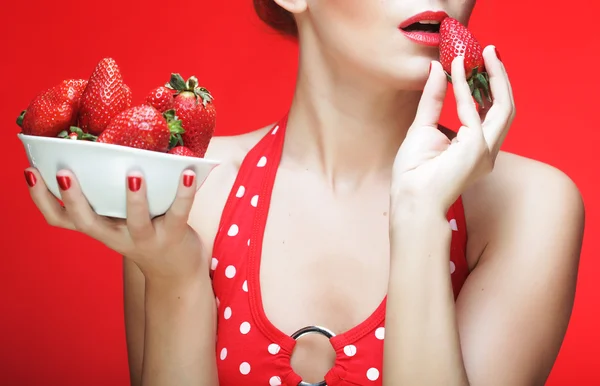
left=19, top=134, right=220, bottom=219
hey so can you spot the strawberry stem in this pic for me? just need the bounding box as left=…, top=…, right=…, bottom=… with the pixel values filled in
left=165, top=73, right=214, bottom=107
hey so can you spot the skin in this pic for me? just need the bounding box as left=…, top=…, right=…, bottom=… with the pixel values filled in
left=25, top=0, right=584, bottom=385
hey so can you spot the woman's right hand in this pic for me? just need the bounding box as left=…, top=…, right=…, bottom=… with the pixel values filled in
left=24, top=168, right=204, bottom=283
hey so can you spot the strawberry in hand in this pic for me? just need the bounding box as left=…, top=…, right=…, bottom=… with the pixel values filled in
left=392, top=46, right=514, bottom=215
left=146, top=86, right=175, bottom=113
left=439, top=17, right=491, bottom=109
left=78, top=58, right=132, bottom=136
left=97, top=105, right=185, bottom=153
left=168, top=146, right=199, bottom=157
left=17, top=79, right=88, bottom=137
left=166, top=73, right=216, bottom=157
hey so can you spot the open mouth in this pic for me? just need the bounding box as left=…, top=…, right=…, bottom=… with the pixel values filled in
left=400, top=21, right=441, bottom=34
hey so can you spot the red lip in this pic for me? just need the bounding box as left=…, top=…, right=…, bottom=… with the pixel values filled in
left=399, top=10, right=449, bottom=29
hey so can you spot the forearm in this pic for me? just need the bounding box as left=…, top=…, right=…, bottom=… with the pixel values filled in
left=383, top=202, right=468, bottom=386
left=141, top=276, right=218, bottom=386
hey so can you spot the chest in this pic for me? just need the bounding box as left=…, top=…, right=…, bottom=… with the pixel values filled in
left=260, top=174, right=391, bottom=336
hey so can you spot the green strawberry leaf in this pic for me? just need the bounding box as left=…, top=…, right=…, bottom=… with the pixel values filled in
left=16, top=110, right=26, bottom=127
left=468, top=79, right=476, bottom=94
left=58, top=130, right=69, bottom=138
left=477, top=73, right=492, bottom=102
left=163, top=109, right=177, bottom=121
left=445, top=71, right=453, bottom=84
left=470, top=67, right=480, bottom=80
left=169, top=134, right=183, bottom=149
left=472, top=88, right=484, bottom=108
left=167, top=73, right=187, bottom=91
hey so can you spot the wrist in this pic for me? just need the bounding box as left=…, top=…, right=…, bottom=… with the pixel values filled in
left=389, top=195, right=448, bottom=229
left=144, top=270, right=205, bottom=296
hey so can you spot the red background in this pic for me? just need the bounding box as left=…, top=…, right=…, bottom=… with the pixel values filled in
left=1, top=1, right=598, bottom=385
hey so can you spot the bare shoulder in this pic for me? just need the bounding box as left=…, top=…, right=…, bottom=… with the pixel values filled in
left=462, top=151, right=585, bottom=267
left=188, top=124, right=274, bottom=255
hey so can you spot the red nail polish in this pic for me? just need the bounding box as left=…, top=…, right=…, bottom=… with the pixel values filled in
left=56, top=176, right=71, bottom=191
left=24, top=170, right=36, bottom=187
left=128, top=176, right=142, bottom=192
left=495, top=47, right=502, bottom=62
left=183, top=174, right=195, bottom=188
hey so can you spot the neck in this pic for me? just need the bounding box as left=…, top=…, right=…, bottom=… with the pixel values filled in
left=284, top=43, right=423, bottom=190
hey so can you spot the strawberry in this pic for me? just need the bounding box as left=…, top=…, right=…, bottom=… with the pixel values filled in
left=78, top=58, right=132, bottom=136
left=168, top=146, right=199, bottom=157
left=165, top=73, right=216, bottom=157
left=123, top=84, right=133, bottom=107
left=17, top=79, right=88, bottom=137
left=96, top=105, right=184, bottom=152
left=439, top=17, right=491, bottom=108
left=146, top=86, right=175, bottom=113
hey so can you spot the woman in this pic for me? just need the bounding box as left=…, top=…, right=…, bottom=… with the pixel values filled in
left=23, top=0, right=584, bottom=385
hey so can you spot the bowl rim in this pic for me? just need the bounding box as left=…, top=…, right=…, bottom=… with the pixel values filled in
left=18, top=133, right=221, bottom=165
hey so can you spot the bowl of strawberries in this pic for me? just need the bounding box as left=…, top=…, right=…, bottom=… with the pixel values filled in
left=17, top=57, right=220, bottom=219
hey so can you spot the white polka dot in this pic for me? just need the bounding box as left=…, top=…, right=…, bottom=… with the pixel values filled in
left=257, top=156, right=267, bottom=167
left=236, top=185, right=245, bottom=198
left=211, top=258, right=218, bottom=270
left=242, top=280, right=248, bottom=292
left=240, top=322, right=251, bottom=334
left=449, top=219, right=458, bottom=231
left=227, top=224, right=239, bottom=236
left=250, top=195, right=259, bottom=207
left=268, top=343, right=280, bottom=355
left=450, top=261, right=456, bottom=274
left=224, top=307, right=232, bottom=320
left=375, top=327, right=385, bottom=340
left=343, top=345, right=357, bottom=357
left=220, top=348, right=227, bottom=360
left=247, top=239, right=251, bottom=246
left=269, top=376, right=282, bottom=385
left=366, top=368, right=380, bottom=381
left=225, top=265, right=237, bottom=279
left=239, top=362, right=251, bottom=375
left=271, top=125, right=279, bottom=135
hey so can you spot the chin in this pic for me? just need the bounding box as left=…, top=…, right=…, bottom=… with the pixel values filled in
left=387, top=57, right=438, bottom=90
left=377, top=67, right=430, bottom=92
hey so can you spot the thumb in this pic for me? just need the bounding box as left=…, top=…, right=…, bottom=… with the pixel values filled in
left=411, top=61, right=447, bottom=129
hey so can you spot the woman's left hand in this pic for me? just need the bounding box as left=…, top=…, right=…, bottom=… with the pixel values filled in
left=391, top=45, right=515, bottom=216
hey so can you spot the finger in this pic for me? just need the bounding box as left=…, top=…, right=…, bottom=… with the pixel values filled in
left=451, top=56, right=482, bottom=131
left=125, top=172, right=155, bottom=244
left=57, top=169, right=123, bottom=241
left=411, top=61, right=448, bottom=129
left=25, top=168, right=74, bottom=229
left=481, top=45, right=515, bottom=151
left=163, top=170, right=197, bottom=235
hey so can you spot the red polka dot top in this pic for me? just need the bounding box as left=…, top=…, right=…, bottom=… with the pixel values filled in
left=210, top=115, right=470, bottom=385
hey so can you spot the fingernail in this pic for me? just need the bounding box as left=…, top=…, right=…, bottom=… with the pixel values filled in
left=183, top=173, right=195, bottom=188
left=495, top=47, right=502, bottom=62
left=24, top=170, right=36, bottom=187
left=57, top=176, right=71, bottom=191
left=128, top=176, right=142, bottom=192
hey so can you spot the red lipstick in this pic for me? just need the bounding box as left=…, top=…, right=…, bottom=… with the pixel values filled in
left=399, top=10, right=449, bottom=47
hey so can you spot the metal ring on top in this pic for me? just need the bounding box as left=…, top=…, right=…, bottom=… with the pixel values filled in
left=291, top=326, right=336, bottom=386
left=291, top=325, right=336, bottom=340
